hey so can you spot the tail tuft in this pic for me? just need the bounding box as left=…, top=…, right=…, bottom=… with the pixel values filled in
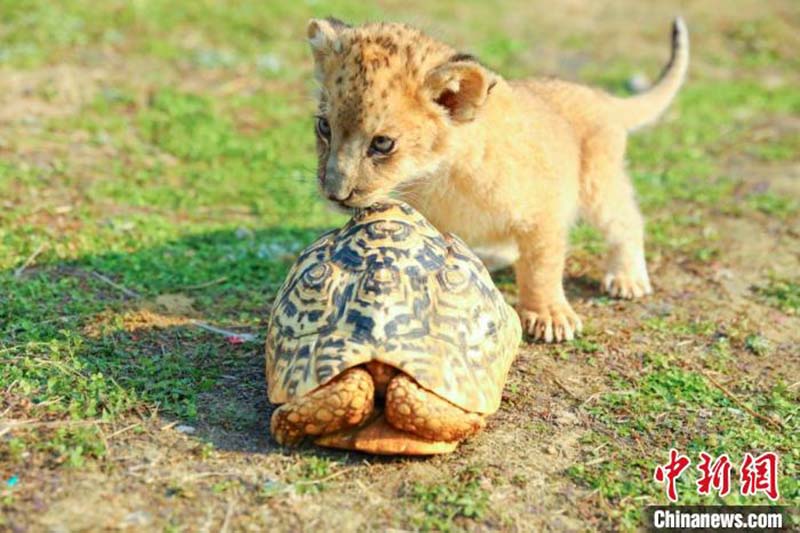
left=613, top=17, right=690, bottom=131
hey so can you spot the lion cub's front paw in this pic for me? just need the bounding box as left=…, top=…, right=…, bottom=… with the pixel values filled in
left=517, top=302, right=583, bottom=343
left=603, top=271, right=652, bottom=299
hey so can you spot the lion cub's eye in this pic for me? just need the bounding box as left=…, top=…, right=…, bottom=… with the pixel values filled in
left=315, top=116, right=331, bottom=141
left=368, top=135, right=395, bottom=156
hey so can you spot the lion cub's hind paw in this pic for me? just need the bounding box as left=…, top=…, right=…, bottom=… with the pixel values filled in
left=603, top=272, right=653, bottom=299
left=518, top=303, right=583, bottom=343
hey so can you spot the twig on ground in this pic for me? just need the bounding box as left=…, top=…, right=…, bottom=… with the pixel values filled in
left=107, top=423, right=141, bottom=440
left=691, top=364, right=784, bottom=431
left=544, top=369, right=583, bottom=402
left=580, top=392, right=602, bottom=408
left=14, top=242, right=48, bottom=277
left=146, top=471, right=240, bottom=483
left=181, top=472, right=240, bottom=482
left=0, top=341, right=60, bottom=356
left=85, top=272, right=257, bottom=343
left=192, top=321, right=257, bottom=342
left=579, top=488, right=600, bottom=501
left=90, top=271, right=141, bottom=299
left=182, top=277, right=228, bottom=290
left=95, top=422, right=112, bottom=460
left=220, top=499, right=236, bottom=533
left=584, top=456, right=609, bottom=466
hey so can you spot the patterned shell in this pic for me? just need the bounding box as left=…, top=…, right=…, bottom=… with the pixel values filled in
left=265, top=201, right=521, bottom=414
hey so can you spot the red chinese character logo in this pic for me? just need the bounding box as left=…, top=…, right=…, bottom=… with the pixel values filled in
left=654, top=448, right=691, bottom=502
left=740, top=452, right=779, bottom=500
left=696, top=452, right=732, bottom=497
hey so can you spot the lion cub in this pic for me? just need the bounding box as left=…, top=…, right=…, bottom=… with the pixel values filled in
left=307, top=17, right=689, bottom=342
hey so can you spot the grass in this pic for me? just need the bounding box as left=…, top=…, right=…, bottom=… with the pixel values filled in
left=754, top=278, right=800, bottom=315
left=747, top=131, right=800, bottom=162
left=408, top=467, right=490, bottom=531
left=627, top=81, right=800, bottom=210
left=1, top=0, right=799, bottom=531
left=570, top=359, right=799, bottom=529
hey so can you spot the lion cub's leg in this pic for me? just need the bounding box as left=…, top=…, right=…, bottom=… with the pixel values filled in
left=514, top=226, right=582, bottom=342
left=580, top=134, right=651, bottom=297
left=589, top=174, right=652, bottom=298
left=580, top=127, right=652, bottom=299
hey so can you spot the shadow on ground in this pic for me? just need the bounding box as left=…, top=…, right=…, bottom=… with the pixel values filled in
left=3, top=222, right=609, bottom=458
left=3, top=226, right=341, bottom=454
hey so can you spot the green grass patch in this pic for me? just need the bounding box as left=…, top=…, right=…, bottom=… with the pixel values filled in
left=747, top=131, right=800, bottom=162
left=569, top=361, right=799, bottom=530
left=744, top=334, right=771, bottom=356
left=723, top=18, right=800, bottom=69
left=628, top=81, right=800, bottom=211
left=408, top=467, right=490, bottom=532
left=0, top=0, right=381, bottom=69
left=290, top=456, right=338, bottom=495
left=753, top=278, right=800, bottom=315
left=746, top=192, right=798, bottom=219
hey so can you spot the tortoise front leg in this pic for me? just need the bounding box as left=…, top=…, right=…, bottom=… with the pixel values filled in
left=384, top=374, right=485, bottom=442
left=270, top=367, right=374, bottom=446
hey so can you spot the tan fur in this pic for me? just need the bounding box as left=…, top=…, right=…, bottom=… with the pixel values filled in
left=307, top=17, right=689, bottom=342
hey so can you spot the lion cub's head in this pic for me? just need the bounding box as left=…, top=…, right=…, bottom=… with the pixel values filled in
left=307, top=18, right=495, bottom=208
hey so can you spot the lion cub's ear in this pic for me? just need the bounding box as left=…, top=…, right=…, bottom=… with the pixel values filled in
left=307, top=17, right=348, bottom=54
left=424, top=58, right=495, bottom=122
left=307, top=17, right=349, bottom=80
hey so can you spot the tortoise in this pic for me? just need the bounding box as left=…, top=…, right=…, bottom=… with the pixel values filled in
left=265, top=201, right=521, bottom=454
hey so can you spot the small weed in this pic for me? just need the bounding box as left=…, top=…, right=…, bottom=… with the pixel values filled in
left=744, top=334, right=771, bottom=356
left=754, top=278, right=800, bottom=314
left=747, top=192, right=798, bottom=219
left=410, top=467, right=489, bottom=531
left=693, top=246, right=719, bottom=263
left=571, top=338, right=601, bottom=354
left=748, top=132, right=800, bottom=162
left=300, top=456, right=332, bottom=479
left=198, top=442, right=215, bottom=460
left=291, top=456, right=336, bottom=495
left=1, top=439, right=27, bottom=463
left=211, top=480, right=238, bottom=494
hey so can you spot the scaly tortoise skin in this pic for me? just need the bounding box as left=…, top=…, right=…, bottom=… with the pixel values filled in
left=265, top=200, right=521, bottom=454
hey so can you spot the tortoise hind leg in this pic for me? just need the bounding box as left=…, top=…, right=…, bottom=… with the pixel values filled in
left=384, top=374, right=485, bottom=442
left=270, top=367, right=374, bottom=446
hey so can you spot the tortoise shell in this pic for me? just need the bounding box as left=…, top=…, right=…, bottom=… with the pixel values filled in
left=265, top=201, right=521, bottom=414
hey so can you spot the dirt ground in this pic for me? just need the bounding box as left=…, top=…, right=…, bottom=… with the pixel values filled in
left=1, top=0, right=798, bottom=531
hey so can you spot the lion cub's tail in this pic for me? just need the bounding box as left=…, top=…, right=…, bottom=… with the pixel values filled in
left=611, top=17, right=689, bottom=131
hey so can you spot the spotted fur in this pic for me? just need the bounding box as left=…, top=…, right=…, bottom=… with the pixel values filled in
left=265, top=201, right=521, bottom=414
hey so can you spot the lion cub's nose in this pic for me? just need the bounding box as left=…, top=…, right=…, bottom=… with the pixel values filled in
left=327, top=189, right=354, bottom=203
